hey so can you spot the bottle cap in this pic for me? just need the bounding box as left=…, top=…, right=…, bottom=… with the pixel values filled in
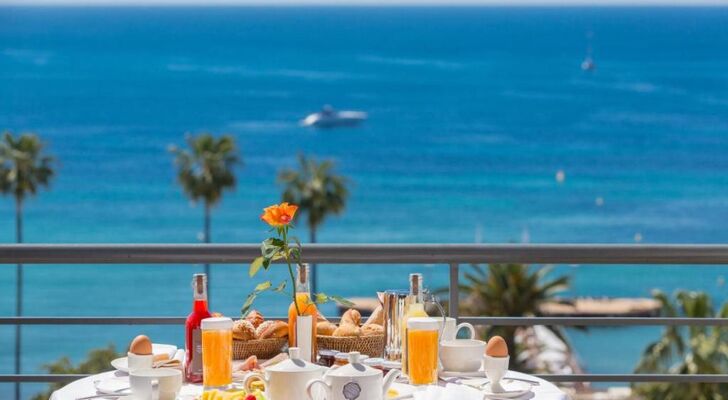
left=201, top=317, right=232, bottom=330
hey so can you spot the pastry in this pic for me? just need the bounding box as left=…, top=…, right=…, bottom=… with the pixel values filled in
left=317, top=321, right=337, bottom=336
left=257, top=320, right=288, bottom=339
left=244, top=310, right=265, bottom=328
left=232, top=319, right=257, bottom=341
left=363, top=305, right=384, bottom=326
left=333, top=324, right=361, bottom=337
left=341, top=309, right=361, bottom=326
left=361, top=323, right=384, bottom=336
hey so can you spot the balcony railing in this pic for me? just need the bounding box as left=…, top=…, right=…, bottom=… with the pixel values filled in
left=2, top=243, right=728, bottom=386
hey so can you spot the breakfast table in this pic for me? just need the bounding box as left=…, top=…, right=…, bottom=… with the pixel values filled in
left=50, top=369, right=568, bottom=400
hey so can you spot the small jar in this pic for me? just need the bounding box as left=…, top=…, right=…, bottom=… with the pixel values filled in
left=318, top=350, right=338, bottom=367
left=363, top=357, right=385, bottom=370
left=334, top=352, right=350, bottom=366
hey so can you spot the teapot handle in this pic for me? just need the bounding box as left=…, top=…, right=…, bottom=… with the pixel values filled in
left=382, top=369, right=402, bottom=398
left=243, top=371, right=267, bottom=393
left=306, top=378, right=332, bottom=400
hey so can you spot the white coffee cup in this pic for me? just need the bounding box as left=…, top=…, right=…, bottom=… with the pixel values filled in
left=440, top=339, right=486, bottom=372
left=127, top=352, right=154, bottom=373
left=129, top=368, right=182, bottom=400
left=439, top=317, right=475, bottom=342
left=483, top=355, right=510, bottom=392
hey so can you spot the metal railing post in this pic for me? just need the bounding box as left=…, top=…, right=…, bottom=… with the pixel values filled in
left=449, top=263, right=459, bottom=319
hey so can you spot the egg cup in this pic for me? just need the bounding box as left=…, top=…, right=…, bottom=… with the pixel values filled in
left=483, top=355, right=509, bottom=393
left=127, top=352, right=154, bottom=372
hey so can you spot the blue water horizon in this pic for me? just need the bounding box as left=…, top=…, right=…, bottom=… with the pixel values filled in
left=2, top=5, right=728, bottom=398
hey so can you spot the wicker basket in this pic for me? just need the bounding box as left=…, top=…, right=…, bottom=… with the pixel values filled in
left=233, top=338, right=287, bottom=360
left=317, top=335, right=385, bottom=358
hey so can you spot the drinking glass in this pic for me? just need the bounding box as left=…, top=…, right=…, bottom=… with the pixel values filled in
left=406, top=317, right=440, bottom=385
left=201, top=317, right=233, bottom=389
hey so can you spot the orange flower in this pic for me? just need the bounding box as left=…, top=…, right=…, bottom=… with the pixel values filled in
left=261, top=202, right=298, bottom=227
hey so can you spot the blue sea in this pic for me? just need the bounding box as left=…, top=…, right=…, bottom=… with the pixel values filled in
left=2, top=5, right=728, bottom=398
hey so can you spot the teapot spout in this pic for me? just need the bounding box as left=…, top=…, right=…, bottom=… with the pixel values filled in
left=382, top=369, right=401, bottom=397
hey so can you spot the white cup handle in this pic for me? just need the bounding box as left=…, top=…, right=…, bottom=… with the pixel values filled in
left=243, top=372, right=267, bottom=393
left=151, top=378, right=159, bottom=400
left=306, top=378, right=332, bottom=400
left=456, top=322, right=476, bottom=339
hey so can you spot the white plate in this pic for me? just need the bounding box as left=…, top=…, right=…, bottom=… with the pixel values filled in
left=111, top=343, right=178, bottom=373
left=481, top=380, right=532, bottom=399
left=94, top=375, right=131, bottom=395
left=388, top=382, right=417, bottom=399
left=439, top=369, right=485, bottom=378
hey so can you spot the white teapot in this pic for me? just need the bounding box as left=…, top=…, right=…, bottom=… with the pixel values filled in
left=244, top=347, right=324, bottom=400
left=306, top=352, right=400, bottom=400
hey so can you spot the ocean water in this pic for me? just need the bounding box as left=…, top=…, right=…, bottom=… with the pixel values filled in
left=1, top=5, right=728, bottom=398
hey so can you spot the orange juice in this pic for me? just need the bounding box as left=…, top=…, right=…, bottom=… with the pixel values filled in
left=406, top=317, right=439, bottom=385
left=201, top=317, right=232, bottom=388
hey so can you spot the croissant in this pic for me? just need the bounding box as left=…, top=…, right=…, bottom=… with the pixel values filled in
left=363, top=305, right=384, bottom=326
left=361, top=324, right=384, bottom=336
left=341, top=309, right=361, bottom=326
left=257, top=320, right=288, bottom=339
left=333, top=324, right=361, bottom=337
left=317, top=321, right=337, bottom=336
left=244, top=310, right=265, bottom=328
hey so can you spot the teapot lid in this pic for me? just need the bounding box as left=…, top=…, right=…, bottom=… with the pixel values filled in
left=327, top=352, right=381, bottom=378
left=267, top=347, right=322, bottom=373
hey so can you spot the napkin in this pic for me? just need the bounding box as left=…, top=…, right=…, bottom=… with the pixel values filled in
left=413, top=384, right=483, bottom=400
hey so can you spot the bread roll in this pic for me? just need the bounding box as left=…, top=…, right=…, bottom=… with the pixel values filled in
left=317, top=321, right=337, bottom=336
left=333, top=324, right=361, bottom=337
left=363, top=305, right=384, bottom=326
left=232, top=319, right=257, bottom=341
left=257, top=320, right=288, bottom=339
left=361, top=324, right=384, bottom=336
left=341, top=309, right=361, bottom=326
left=244, top=310, right=265, bottom=328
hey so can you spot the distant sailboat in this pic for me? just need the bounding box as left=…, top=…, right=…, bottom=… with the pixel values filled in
left=581, top=31, right=596, bottom=71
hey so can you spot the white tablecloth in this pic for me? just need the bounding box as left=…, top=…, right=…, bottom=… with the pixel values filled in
left=51, top=369, right=568, bottom=400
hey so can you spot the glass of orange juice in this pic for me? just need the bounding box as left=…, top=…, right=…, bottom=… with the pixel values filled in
left=201, top=317, right=233, bottom=389
left=406, top=317, right=440, bottom=385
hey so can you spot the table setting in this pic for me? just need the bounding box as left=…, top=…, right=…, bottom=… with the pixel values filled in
left=51, top=202, right=568, bottom=400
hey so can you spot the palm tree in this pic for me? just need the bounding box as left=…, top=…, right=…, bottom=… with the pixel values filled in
left=0, top=131, right=55, bottom=400
left=278, top=154, right=348, bottom=293
left=169, top=133, right=240, bottom=293
left=457, top=263, right=570, bottom=371
left=634, top=290, right=728, bottom=399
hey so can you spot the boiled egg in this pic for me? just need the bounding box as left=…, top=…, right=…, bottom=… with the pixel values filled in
left=129, top=334, right=153, bottom=355
left=485, top=336, right=508, bottom=357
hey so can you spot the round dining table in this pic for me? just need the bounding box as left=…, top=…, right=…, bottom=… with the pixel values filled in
left=51, top=369, right=568, bottom=400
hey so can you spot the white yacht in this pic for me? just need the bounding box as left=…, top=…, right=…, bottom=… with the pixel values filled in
left=301, top=105, right=367, bottom=128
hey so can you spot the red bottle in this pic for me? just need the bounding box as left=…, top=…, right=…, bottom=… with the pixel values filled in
left=185, top=273, right=211, bottom=383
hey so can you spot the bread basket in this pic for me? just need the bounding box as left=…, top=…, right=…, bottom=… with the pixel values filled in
left=317, top=334, right=385, bottom=358
left=233, top=338, right=287, bottom=360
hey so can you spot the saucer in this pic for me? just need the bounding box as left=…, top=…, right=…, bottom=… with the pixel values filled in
left=94, top=375, right=131, bottom=395
left=438, top=368, right=485, bottom=378
left=479, top=380, right=532, bottom=399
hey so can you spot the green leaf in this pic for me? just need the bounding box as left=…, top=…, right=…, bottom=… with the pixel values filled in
left=273, top=281, right=287, bottom=292
left=241, top=292, right=257, bottom=317
left=249, top=257, right=264, bottom=277
left=329, top=295, right=355, bottom=307
left=314, top=292, right=329, bottom=304
left=255, top=281, right=272, bottom=292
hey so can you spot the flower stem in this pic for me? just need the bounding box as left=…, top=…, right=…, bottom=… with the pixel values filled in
left=282, top=227, right=302, bottom=316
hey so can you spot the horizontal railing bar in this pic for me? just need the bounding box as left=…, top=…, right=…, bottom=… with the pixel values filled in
left=533, top=374, right=728, bottom=383
left=1, top=244, right=728, bottom=264
left=460, top=317, right=728, bottom=326
left=0, top=374, right=89, bottom=383
left=3, top=316, right=727, bottom=326
left=3, top=374, right=728, bottom=384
